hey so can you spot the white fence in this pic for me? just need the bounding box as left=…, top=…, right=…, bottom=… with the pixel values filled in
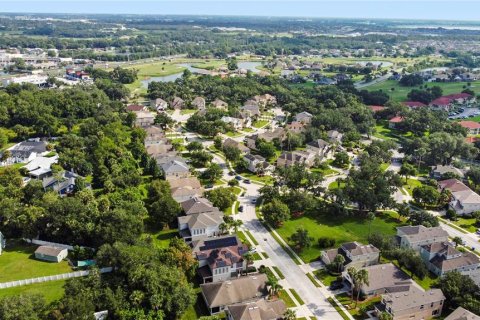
left=23, top=239, right=93, bottom=251
left=0, top=267, right=112, bottom=289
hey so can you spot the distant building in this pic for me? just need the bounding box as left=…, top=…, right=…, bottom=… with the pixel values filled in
left=295, top=112, right=313, bottom=124
left=458, top=121, right=480, bottom=135
left=327, top=130, right=343, bottom=143
left=151, top=98, right=168, bottom=112
left=211, top=99, right=228, bottom=110
left=430, top=165, right=465, bottom=179
left=192, top=97, right=206, bottom=110
left=388, top=116, right=404, bottom=129
left=34, top=246, right=68, bottom=263
left=171, top=96, right=185, bottom=110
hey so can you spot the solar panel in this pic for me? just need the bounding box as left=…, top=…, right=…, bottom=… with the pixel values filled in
left=199, top=236, right=238, bottom=251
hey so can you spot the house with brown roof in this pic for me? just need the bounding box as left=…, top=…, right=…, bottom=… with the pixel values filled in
left=286, top=121, right=306, bottom=134
left=181, top=197, right=218, bottom=215
left=146, top=143, right=173, bottom=157
left=294, top=112, right=313, bottom=124
left=178, top=211, right=224, bottom=243
left=438, top=179, right=480, bottom=215
left=321, top=242, right=380, bottom=270
left=223, top=138, right=250, bottom=154
left=133, top=110, right=155, bottom=128
left=430, top=165, right=465, bottom=179
left=245, top=128, right=285, bottom=150
left=168, top=176, right=204, bottom=202
left=126, top=104, right=147, bottom=112
left=241, top=104, right=261, bottom=118
left=306, top=139, right=330, bottom=158
left=420, top=242, right=480, bottom=277
left=171, top=96, right=185, bottom=110
left=211, top=99, right=228, bottom=110
left=396, top=226, right=449, bottom=251
left=201, top=274, right=268, bottom=314
left=375, top=285, right=445, bottom=320
left=388, top=116, right=404, bottom=129
left=343, top=263, right=413, bottom=298
left=193, top=235, right=249, bottom=284
left=226, top=299, right=286, bottom=320
left=444, top=307, right=480, bottom=320
left=192, top=96, right=206, bottom=110
left=458, top=121, right=480, bottom=135
left=144, top=126, right=165, bottom=145
left=276, top=150, right=316, bottom=168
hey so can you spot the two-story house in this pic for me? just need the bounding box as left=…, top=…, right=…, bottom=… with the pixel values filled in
left=178, top=211, right=224, bottom=243
left=243, top=154, right=271, bottom=173
left=420, top=242, right=480, bottom=277
left=396, top=226, right=449, bottom=251
left=306, top=138, right=330, bottom=159
left=321, top=242, right=380, bottom=270
left=192, top=235, right=249, bottom=283
left=161, top=159, right=190, bottom=179
left=438, top=179, right=480, bottom=215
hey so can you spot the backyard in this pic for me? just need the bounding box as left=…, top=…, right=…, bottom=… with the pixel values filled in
left=0, top=242, right=72, bottom=283
left=0, top=280, right=66, bottom=304
left=276, top=211, right=405, bottom=262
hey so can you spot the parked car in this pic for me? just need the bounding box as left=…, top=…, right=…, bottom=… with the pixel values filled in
left=249, top=247, right=257, bottom=253
left=239, top=205, right=244, bottom=212
left=228, top=171, right=236, bottom=176
left=251, top=198, right=257, bottom=204
left=235, top=175, right=242, bottom=180
left=244, top=179, right=251, bottom=184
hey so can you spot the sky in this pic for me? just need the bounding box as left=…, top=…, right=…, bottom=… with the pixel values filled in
left=1, top=1, right=480, bottom=21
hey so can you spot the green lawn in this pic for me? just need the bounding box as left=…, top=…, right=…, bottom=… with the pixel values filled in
left=452, top=217, right=477, bottom=233
left=252, top=253, right=263, bottom=261
left=328, top=180, right=345, bottom=190
left=225, top=131, right=242, bottom=138
left=180, top=109, right=197, bottom=115
left=380, top=257, right=437, bottom=290
left=181, top=282, right=211, bottom=320
left=289, top=288, right=305, bottom=305
left=278, top=289, right=296, bottom=308
left=0, top=242, right=72, bottom=283
left=306, top=273, right=321, bottom=287
left=272, top=266, right=285, bottom=280
left=366, top=80, right=480, bottom=102
left=0, top=279, right=66, bottom=303
left=244, top=230, right=259, bottom=245
left=311, top=167, right=339, bottom=176
left=276, top=211, right=405, bottom=262
left=236, top=167, right=274, bottom=184
left=313, top=269, right=339, bottom=287
left=336, top=293, right=381, bottom=320
left=142, top=228, right=178, bottom=249
left=403, top=178, right=423, bottom=196
left=252, top=120, right=269, bottom=128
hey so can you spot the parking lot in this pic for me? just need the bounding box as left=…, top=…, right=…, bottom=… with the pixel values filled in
left=448, top=107, right=480, bottom=120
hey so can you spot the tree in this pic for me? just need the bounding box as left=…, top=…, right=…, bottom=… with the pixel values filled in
left=190, top=150, right=213, bottom=167
left=399, top=74, right=423, bottom=87
left=267, top=276, right=283, bottom=297
left=379, top=312, right=393, bottom=320
left=230, top=219, right=243, bottom=233
left=256, top=139, right=277, bottom=160
left=467, top=167, right=480, bottom=189
left=332, top=151, right=350, bottom=169
left=205, top=187, right=236, bottom=211
left=408, top=210, right=439, bottom=227
left=147, top=180, right=181, bottom=228
left=412, top=185, right=440, bottom=207
left=396, top=202, right=412, bottom=221
left=201, top=163, right=223, bottom=182
left=243, top=252, right=254, bottom=274
left=452, top=236, right=463, bottom=247
left=186, top=141, right=203, bottom=152
left=283, top=309, right=296, bottom=320
left=0, top=294, right=47, bottom=320
left=223, top=145, right=241, bottom=162
left=333, top=254, right=346, bottom=273
left=347, top=267, right=369, bottom=307
left=214, top=136, right=222, bottom=149
left=289, top=228, right=313, bottom=251
left=439, top=270, right=480, bottom=314
left=399, top=163, right=417, bottom=183
left=262, top=198, right=291, bottom=227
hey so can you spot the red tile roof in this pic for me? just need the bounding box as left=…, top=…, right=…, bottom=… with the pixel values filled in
left=445, top=93, right=472, bottom=100
left=430, top=93, right=473, bottom=106
left=402, top=101, right=426, bottom=108
left=458, top=121, right=480, bottom=130
left=126, top=104, right=145, bottom=111
left=369, top=105, right=385, bottom=112
left=465, top=136, right=478, bottom=144
left=389, top=116, right=404, bottom=123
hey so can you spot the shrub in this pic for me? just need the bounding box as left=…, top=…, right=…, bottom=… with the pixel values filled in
left=318, top=237, right=335, bottom=249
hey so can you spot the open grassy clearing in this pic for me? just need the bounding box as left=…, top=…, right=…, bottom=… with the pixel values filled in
left=0, top=242, right=72, bottom=283
left=403, top=178, right=423, bottom=196
left=252, top=120, right=270, bottom=128
left=276, top=211, right=405, bottom=262
left=0, top=279, right=66, bottom=303
left=366, top=80, right=480, bottom=102
left=142, top=228, right=178, bottom=249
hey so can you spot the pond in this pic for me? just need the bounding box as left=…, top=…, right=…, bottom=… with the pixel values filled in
left=141, top=61, right=262, bottom=87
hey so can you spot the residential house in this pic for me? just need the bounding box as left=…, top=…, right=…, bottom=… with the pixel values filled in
left=171, top=96, right=185, bottom=110
left=201, top=274, right=268, bottom=314
left=192, top=235, right=249, bottom=283
left=253, top=94, right=277, bottom=109
left=240, top=104, right=261, bottom=118
left=458, top=121, right=480, bottom=135
left=161, top=159, right=190, bottom=179
left=327, top=130, right=343, bottom=144
left=402, top=101, right=427, bottom=109
left=24, top=155, right=58, bottom=180
left=286, top=121, right=306, bottom=134
left=438, top=179, right=480, bottom=215
left=245, top=128, right=285, bottom=150
left=178, top=211, right=224, bottom=242
left=133, top=110, right=155, bottom=128
left=0, top=139, right=48, bottom=166
left=192, top=96, right=206, bottom=110
left=181, top=197, right=218, bottom=215
left=211, top=99, right=228, bottom=110
left=34, top=246, right=68, bottom=263
left=294, top=111, right=313, bottom=124
left=42, top=171, right=85, bottom=196
left=343, top=263, right=413, bottom=298
left=144, top=126, right=166, bottom=145
left=430, top=165, right=465, bottom=179
left=321, top=242, right=380, bottom=270
left=444, top=307, right=480, bottom=320
left=223, top=138, right=250, bottom=154
left=306, top=139, right=330, bottom=158
left=276, top=150, right=316, bottom=168
left=151, top=98, right=168, bottom=112
left=226, top=299, right=286, bottom=320
left=430, top=93, right=474, bottom=111
left=420, top=242, right=480, bottom=277
left=389, top=116, right=404, bottom=129
left=375, top=285, right=444, bottom=320
left=396, top=226, right=449, bottom=251
left=168, top=176, right=204, bottom=202
left=126, top=104, right=147, bottom=112
left=222, top=116, right=245, bottom=130
left=243, top=154, right=271, bottom=173
left=154, top=152, right=181, bottom=166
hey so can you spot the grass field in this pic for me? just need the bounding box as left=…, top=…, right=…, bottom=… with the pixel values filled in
left=0, top=242, right=72, bottom=283
left=452, top=217, right=477, bottom=233
left=0, top=279, right=66, bottom=303
left=403, top=178, right=423, bottom=196
left=252, top=120, right=270, bottom=128
left=366, top=80, right=480, bottom=102
left=276, top=211, right=405, bottom=262
left=313, top=269, right=339, bottom=287
left=278, top=289, right=296, bottom=308
left=142, top=228, right=178, bottom=249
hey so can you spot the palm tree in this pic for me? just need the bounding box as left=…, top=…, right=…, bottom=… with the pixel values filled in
left=333, top=254, right=346, bottom=273
left=243, top=252, right=254, bottom=275
left=267, top=277, right=282, bottom=297
left=347, top=267, right=358, bottom=302
left=218, top=222, right=229, bottom=235
left=283, top=309, right=296, bottom=320
left=354, top=269, right=369, bottom=308
left=231, top=219, right=243, bottom=233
